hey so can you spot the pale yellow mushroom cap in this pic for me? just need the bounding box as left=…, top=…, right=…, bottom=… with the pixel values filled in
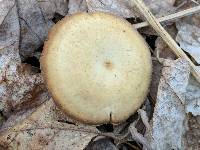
left=41, top=12, right=152, bottom=124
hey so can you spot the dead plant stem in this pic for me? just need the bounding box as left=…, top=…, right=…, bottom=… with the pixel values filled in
left=134, top=5, right=200, bottom=29
left=131, top=0, right=200, bottom=83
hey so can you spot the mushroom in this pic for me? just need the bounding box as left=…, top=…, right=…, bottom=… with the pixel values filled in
left=40, top=12, right=152, bottom=124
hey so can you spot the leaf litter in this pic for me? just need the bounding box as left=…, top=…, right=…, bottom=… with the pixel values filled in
left=0, top=99, right=98, bottom=150
left=176, top=1, right=200, bottom=65
left=86, top=0, right=176, bottom=18
left=0, top=0, right=200, bottom=149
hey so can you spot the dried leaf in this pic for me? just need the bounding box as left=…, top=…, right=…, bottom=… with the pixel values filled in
left=129, top=123, right=152, bottom=150
left=185, top=115, right=200, bottom=150
left=148, top=58, right=200, bottom=149
left=18, top=0, right=52, bottom=59
left=0, top=3, right=20, bottom=115
left=143, top=0, right=176, bottom=17
left=0, top=0, right=15, bottom=25
left=2, top=0, right=68, bottom=60
left=0, top=64, right=48, bottom=116
left=68, top=0, right=88, bottom=14
left=185, top=75, right=200, bottom=116
left=86, top=0, right=175, bottom=18
left=146, top=59, right=190, bottom=150
left=85, top=138, right=118, bottom=150
left=137, top=109, right=150, bottom=131
left=175, top=1, right=200, bottom=115
left=0, top=99, right=98, bottom=150
left=149, top=60, right=163, bottom=101
left=176, top=14, right=200, bottom=64
left=155, top=25, right=177, bottom=60
left=0, top=1, right=19, bottom=54
left=86, top=0, right=135, bottom=18
left=1, top=0, right=200, bottom=149
left=0, top=1, right=48, bottom=117
left=37, top=0, right=68, bottom=19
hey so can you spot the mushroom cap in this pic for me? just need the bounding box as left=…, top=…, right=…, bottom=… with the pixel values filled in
left=41, top=12, right=152, bottom=124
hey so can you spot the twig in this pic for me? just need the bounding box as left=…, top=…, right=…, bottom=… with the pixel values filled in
left=134, top=5, right=200, bottom=29
left=124, top=142, right=141, bottom=150
left=175, top=1, right=188, bottom=10
left=130, top=0, right=200, bottom=83
left=190, top=0, right=200, bottom=5
left=129, top=124, right=152, bottom=150
left=137, top=109, right=150, bottom=131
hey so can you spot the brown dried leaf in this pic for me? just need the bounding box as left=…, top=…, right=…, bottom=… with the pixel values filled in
left=149, top=60, right=163, bottom=101
left=185, top=115, right=200, bottom=150
left=155, top=37, right=177, bottom=60
left=0, top=99, right=98, bottom=150
left=0, top=64, right=48, bottom=117
left=154, top=25, right=177, bottom=60
left=0, top=0, right=48, bottom=118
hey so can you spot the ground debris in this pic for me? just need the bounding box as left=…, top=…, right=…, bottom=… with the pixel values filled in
left=86, top=0, right=175, bottom=19
left=185, top=114, right=200, bottom=150
left=146, top=59, right=190, bottom=150
left=0, top=99, right=98, bottom=150
left=0, top=0, right=200, bottom=149
left=176, top=14, right=200, bottom=65
left=68, top=0, right=88, bottom=14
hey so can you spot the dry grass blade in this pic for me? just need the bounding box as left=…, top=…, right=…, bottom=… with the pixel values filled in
left=190, top=0, right=200, bottom=5
left=130, top=0, right=200, bottom=83
left=134, top=5, right=200, bottom=29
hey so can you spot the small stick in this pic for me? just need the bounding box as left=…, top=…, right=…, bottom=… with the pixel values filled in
left=130, top=0, right=200, bottom=83
left=134, top=5, right=200, bottom=29
left=190, top=0, right=200, bottom=5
